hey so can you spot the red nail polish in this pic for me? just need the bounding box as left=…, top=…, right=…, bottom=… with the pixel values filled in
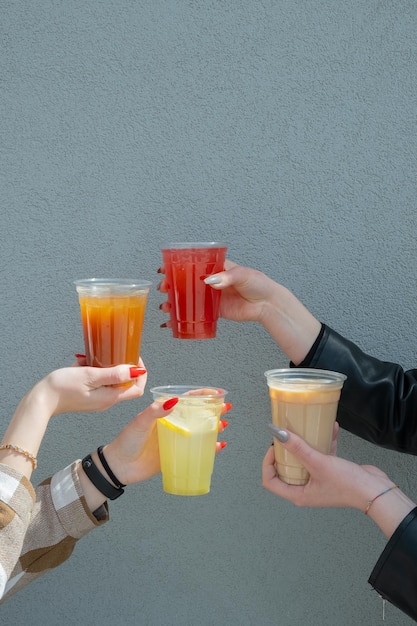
left=163, top=397, right=179, bottom=410
left=220, top=419, right=229, bottom=429
left=220, top=441, right=227, bottom=449
left=74, top=353, right=86, bottom=358
left=224, top=403, right=233, bottom=413
left=129, top=367, right=147, bottom=378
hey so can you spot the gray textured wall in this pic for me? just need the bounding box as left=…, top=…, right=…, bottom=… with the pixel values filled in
left=1, top=1, right=416, bottom=625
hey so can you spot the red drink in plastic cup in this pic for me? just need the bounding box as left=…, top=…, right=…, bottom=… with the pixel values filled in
left=161, top=242, right=227, bottom=339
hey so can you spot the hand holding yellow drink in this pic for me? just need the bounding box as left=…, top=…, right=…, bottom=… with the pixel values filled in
left=151, top=386, right=227, bottom=496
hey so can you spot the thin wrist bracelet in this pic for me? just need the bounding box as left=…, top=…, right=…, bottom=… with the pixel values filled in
left=0, top=444, right=37, bottom=470
left=97, top=445, right=126, bottom=488
left=81, top=454, right=124, bottom=500
left=364, top=485, right=399, bottom=515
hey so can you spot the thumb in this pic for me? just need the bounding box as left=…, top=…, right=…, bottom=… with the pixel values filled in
left=267, top=424, right=320, bottom=474
left=203, top=260, right=239, bottom=289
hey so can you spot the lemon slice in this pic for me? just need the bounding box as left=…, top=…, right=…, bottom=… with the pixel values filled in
left=158, top=416, right=191, bottom=437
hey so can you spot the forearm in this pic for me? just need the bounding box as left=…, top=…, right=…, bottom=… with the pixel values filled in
left=0, top=381, right=54, bottom=479
left=259, top=283, right=322, bottom=365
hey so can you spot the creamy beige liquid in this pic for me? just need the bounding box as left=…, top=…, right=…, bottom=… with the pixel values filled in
left=269, top=385, right=342, bottom=485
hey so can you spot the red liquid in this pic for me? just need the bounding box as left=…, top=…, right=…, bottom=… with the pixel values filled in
left=162, top=246, right=227, bottom=339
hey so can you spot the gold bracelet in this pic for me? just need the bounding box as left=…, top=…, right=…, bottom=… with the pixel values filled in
left=364, top=485, right=399, bottom=515
left=0, top=444, right=37, bottom=470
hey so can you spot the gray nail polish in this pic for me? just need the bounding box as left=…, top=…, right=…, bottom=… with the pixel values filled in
left=204, top=275, right=222, bottom=285
left=267, top=423, right=289, bottom=443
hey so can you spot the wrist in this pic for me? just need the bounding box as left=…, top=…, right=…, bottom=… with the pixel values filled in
left=365, top=486, right=415, bottom=538
left=77, top=460, right=108, bottom=512
left=99, top=442, right=130, bottom=486
left=260, top=288, right=322, bottom=364
left=23, top=378, right=58, bottom=421
left=0, top=382, right=54, bottom=477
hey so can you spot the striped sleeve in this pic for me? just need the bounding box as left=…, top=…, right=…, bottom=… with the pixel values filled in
left=1, top=461, right=109, bottom=602
left=0, top=465, right=35, bottom=599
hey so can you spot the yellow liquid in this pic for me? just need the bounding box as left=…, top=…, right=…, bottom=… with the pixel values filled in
left=157, top=402, right=220, bottom=496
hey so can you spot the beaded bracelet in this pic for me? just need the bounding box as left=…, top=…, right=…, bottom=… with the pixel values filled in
left=0, top=444, right=38, bottom=470
left=364, top=485, right=399, bottom=515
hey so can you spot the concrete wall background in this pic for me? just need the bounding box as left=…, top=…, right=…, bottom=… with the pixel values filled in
left=1, top=1, right=416, bottom=624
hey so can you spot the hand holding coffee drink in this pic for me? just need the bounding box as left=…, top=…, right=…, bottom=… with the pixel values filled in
left=265, top=368, right=346, bottom=485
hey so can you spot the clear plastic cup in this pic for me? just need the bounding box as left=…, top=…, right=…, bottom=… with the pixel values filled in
left=151, top=385, right=227, bottom=495
left=74, top=278, right=152, bottom=368
left=265, top=368, right=346, bottom=485
left=161, top=242, right=227, bottom=339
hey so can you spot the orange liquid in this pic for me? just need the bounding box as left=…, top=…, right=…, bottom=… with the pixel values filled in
left=79, top=294, right=148, bottom=367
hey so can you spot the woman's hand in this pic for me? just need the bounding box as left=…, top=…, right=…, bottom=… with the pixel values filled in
left=34, top=360, right=148, bottom=416
left=203, top=260, right=321, bottom=365
left=78, top=400, right=231, bottom=511
left=0, top=362, right=147, bottom=478
left=205, top=260, right=281, bottom=324
left=157, top=260, right=273, bottom=326
left=98, top=399, right=231, bottom=486
left=262, top=424, right=389, bottom=510
left=261, top=425, right=416, bottom=539
left=157, top=259, right=320, bottom=364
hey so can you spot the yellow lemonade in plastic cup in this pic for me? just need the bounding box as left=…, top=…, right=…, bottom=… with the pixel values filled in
left=151, top=386, right=227, bottom=496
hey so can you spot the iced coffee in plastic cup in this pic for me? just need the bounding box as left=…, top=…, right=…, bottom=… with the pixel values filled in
left=265, top=368, right=346, bottom=485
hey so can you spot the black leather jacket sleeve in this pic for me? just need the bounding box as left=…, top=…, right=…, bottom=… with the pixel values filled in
left=295, top=324, right=417, bottom=620
left=304, top=324, right=417, bottom=454
left=368, top=507, right=417, bottom=621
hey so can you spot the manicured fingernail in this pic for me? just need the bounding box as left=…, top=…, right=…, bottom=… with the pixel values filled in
left=157, top=267, right=163, bottom=274
left=129, top=367, right=147, bottom=378
left=219, top=441, right=227, bottom=449
left=160, top=322, right=168, bottom=328
left=267, top=424, right=289, bottom=443
left=74, top=353, right=86, bottom=358
left=163, top=397, right=179, bottom=410
left=220, top=419, right=229, bottom=429
left=223, top=402, right=233, bottom=413
left=204, top=275, right=222, bottom=285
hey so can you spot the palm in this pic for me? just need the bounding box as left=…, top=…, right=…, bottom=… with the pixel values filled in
left=218, top=265, right=270, bottom=323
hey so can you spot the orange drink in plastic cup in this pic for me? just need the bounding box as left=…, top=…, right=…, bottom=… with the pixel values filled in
left=74, top=279, right=152, bottom=368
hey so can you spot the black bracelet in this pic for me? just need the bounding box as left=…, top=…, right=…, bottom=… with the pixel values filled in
left=81, top=454, right=124, bottom=500
left=97, top=445, right=126, bottom=488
